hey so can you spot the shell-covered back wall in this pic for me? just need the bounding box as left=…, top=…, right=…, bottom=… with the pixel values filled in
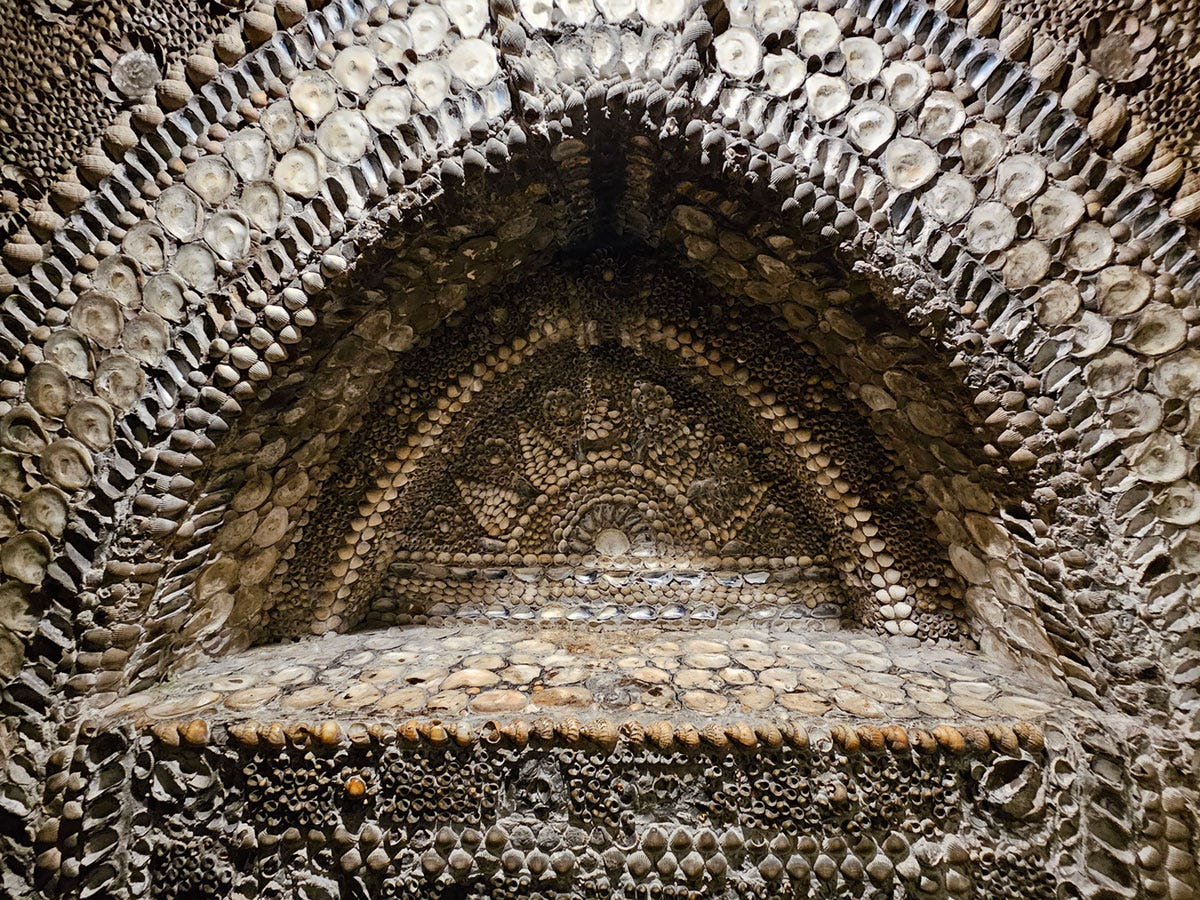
left=0, top=0, right=1197, bottom=897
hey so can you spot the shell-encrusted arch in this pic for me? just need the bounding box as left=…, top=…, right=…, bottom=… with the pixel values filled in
left=0, top=0, right=1195, bottom=724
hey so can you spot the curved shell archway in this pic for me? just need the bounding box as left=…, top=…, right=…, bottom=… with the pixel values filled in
left=1, top=0, right=1198, bottom=897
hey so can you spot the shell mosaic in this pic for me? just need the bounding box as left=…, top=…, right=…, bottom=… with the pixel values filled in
left=0, top=0, right=1197, bottom=897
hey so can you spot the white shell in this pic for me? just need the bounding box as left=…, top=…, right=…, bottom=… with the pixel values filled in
left=1, top=532, right=52, bottom=585
left=1123, top=304, right=1187, bottom=356
left=1031, top=186, right=1085, bottom=239
left=409, top=61, right=452, bottom=109
left=883, top=137, right=937, bottom=191
left=372, top=21, right=413, bottom=67
left=754, top=0, right=797, bottom=35
left=290, top=71, right=338, bottom=120
left=762, top=51, right=805, bottom=97
left=366, top=86, right=413, bottom=134
left=1064, top=221, right=1113, bottom=271
left=917, top=91, right=965, bottom=143
left=274, top=146, right=327, bottom=198
left=317, top=110, right=372, bottom=164
left=20, top=486, right=68, bottom=537
left=804, top=74, right=850, bottom=121
left=1152, top=350, right=1200, bottom=401
left=94, top=354, right=146, bottom=410
left=796, top=11, right=840, bottom=57
left=846, top=102, right=895, bottom=155
left=242, top=181, right=283, bottom=234
left=65, top=398, right=115, bottom=452
left=1085, top=348, right=1137, bottom=397
left=1070, top=312, right=1113, bottom=357
left=1003, top=240, right=1051, bottom=289
left=1034, top=281, right=1081, bottom=327
left=122, top=312, right=171, bottom=365
left=205, top=211, right=252, bottom=260
left=1129, top=433, right=1189, bottom=484
left=996, top=155, right=1046, bottom=206
left=449, top=38, right=501, bottom=87
left=965, top=202, right=1017, bottom=254
left=841, top=36, right=882, bottom=83
left=636, top=0, right=687, bottom=27
left=923, top=173, right=975, bottom=224
left=715, top=28, right=762, bottom=79
left=143, top=274, right=188, bottom=322
left=92, top=255, right=141, bottom=308
left=596, top=0, right=635, bottom=20
left=40, top=438, right=93, bottom=491
left=960, top=123, right=1005, bottom=175
left=882, top=61, right=930, bottom=111
left=122, top=222, right=167, bottom=271
left=557, top=0, right=594, bottom=25
left=44, top=329, right=93, bottom=378
left=333, top=45, right=378, bottom=95
left=185, top=156, right=236, bottom=205
left=409, top=4, right=452, bottom=54
left=172, top=243, right=217, bottom=292
left=261, top=100, right=299, bottom=153
left=445, top=0, right=490, bottom=36
left=1095, top=265, right=1152, bottom=317
left=155, top=185, right=203, bottom=241
left=70, top=293, right=124, bottom=349
left=1156, top=481, right=1200, bottom=526
left=26, top=363, right=71, bottom=418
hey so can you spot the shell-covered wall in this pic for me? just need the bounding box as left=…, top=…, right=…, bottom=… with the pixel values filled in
left=0, top=0, right=1197, bottom=897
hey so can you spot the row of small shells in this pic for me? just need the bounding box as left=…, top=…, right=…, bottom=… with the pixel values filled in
left=145, top=712, right=1048, bottom=755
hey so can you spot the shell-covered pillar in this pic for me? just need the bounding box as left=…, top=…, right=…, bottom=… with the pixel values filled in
left=0, top=0, right=1198, bottom=897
